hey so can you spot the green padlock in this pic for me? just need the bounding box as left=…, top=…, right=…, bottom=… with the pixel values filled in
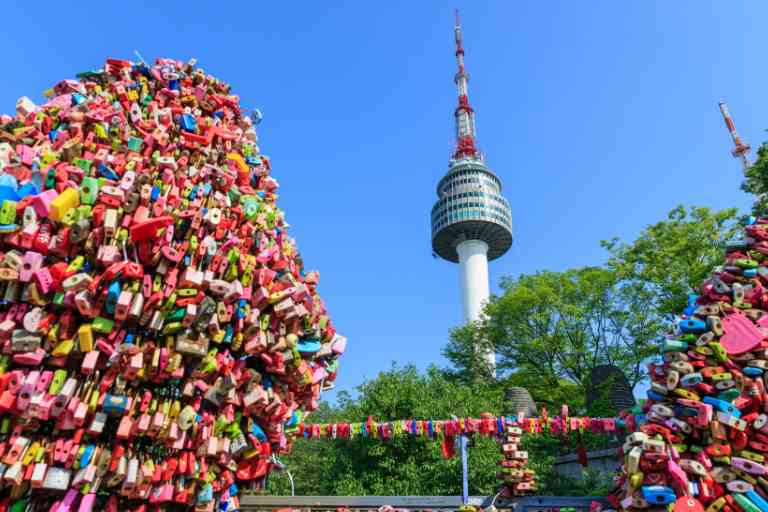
left=45, top=168, right=56, bottom=189
left=9, top=499, right=28, bottom=512
left=162, top=293, right=177, bottom=312
left=708, top=341, right=728, bottom=362
left=162, top=322, right=182, bottom=335
left=734, top=494, right=761, bottom=512
left=80, top=177, right=99, bottom=205
left=74, top=158, right=92, bottom=173
left=77, top=205, right=92, bottom=220
left=0, top=200, right=17, bottom=225
left=734, top=258, right=759, bottom=269
left=166, top=308, right=186, bottom=323
left=60, top=208, right=78, bottom=226
left=663, top=340, right=687, bottom=352
left=718, top=388, right=740, bottom=401
left=711, top=372, right=733, bottom=382
left=127, top=136, right=143, bottom=152
left=48, top=369, right=67, bottom=395
left=92, top=316, right=114, bottom=334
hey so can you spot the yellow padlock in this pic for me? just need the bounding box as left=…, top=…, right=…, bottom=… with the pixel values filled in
left=707, top=497, right=726, bottom=512
left=52, top=338, right=74, bottom=357
left=78, top=324, right=94, bottom=352
left=49, top=188, right=80, bottom=222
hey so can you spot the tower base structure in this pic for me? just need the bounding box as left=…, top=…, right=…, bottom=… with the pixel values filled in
left=456, top=239, right=495, bottom=372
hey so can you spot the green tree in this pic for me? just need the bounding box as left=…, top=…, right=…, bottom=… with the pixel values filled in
left=444, top=267, right=659, bottom=414
left=267, top=366, right=613, bottom=497
left=743, top=143, right=768, bottom=215
left=601, top=205, right=739, bottom=320
left=267, top=364, right=504, bottom=496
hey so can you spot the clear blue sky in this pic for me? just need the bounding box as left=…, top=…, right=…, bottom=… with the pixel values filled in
left=1, top=1, right=763, bottom=402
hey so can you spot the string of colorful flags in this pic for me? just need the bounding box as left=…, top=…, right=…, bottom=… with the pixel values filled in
left=294, top=413, right=628, bottom=440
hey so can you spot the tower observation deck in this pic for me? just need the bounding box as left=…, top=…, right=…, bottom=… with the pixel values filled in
left=430, top=11, right=513, bottom=373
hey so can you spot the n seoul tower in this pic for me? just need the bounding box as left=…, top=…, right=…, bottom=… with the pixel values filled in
left=430, top=11, right=513, bottom=373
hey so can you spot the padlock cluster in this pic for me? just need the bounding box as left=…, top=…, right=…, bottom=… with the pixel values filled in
left=497, top=423, right=536, bottom=496
left=0, top=57, right=345, bottom=511
left=612, top=218, right=768, bottom=512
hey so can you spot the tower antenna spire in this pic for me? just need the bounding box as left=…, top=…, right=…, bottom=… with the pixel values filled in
left=718, top=100, right=751, bottom=171
left=453, top=9, right=480, bottom=161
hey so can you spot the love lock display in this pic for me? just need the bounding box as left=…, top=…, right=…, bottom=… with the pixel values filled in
left=613, top=214, right=768, bottom=512
left=0, top=56, right=346, bottom=511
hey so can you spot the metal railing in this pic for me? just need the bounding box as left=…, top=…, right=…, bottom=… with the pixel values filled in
left=240, top=495, right=609, bottom=512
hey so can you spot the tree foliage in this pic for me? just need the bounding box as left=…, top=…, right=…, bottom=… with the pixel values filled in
left=601, top=205, right=739, bottom=319
left=743, top=143, right=768, bottom=215
left=267, top=364, right=611, bottom=497
left=444, top=267, right=659, bottom=412
left=267, top=364, right=504, bottom=496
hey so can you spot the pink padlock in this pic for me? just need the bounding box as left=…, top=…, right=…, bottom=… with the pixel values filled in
left=51, top=378, right=76, bottom=418
left=30, top=189, right=58, bottom=217
left=81, top=351, right=99, bottom=375
left=114, top=291, right=133, bottom=321
left=36, top=370, right=53, bottom=394
left=19, top=251, right=43, bottom=282
left=13, top=347, right=45, bottom=366
left=32, top=266, right=54, bottom=294
left=16, top=370, right=40, bottom=411
left=30, top=393, right=54, bottom=420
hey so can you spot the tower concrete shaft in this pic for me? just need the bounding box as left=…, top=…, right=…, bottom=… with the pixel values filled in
left=457, top=239, right=495, bottom=369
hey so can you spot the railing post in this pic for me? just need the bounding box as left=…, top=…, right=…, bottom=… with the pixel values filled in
left=460, top=434, right=469, bottom=505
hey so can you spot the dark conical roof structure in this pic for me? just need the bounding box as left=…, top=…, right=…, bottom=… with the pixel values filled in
left=586, top=365, right=636, bottom=413
left=504, top=387, right=538, bottom=417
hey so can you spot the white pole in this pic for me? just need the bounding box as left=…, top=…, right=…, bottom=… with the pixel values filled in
left=456, top=239, right=495, bottom=373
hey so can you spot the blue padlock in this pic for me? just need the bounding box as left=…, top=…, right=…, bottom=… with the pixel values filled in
left=104, top=282, right=121, bottom=315
left=679, top=318, right=707, bottom=333
left=252, top=108, right=263, bottom=125
left=180, top=113, right=197, bottom=132
left=16, top=182, right=39, bottom=199
left=102, top=393, right=128, bottom=415
left=747, top=490, right=768, bottom=512
left=285, top=410, right=300, bottom=428
left=297, top=338, right=321, bottom=353
left=680, top=373, right=703, bottom=387
left=744, top=366, right=764, bottom=377
left=641, top=486, right=676, bottom=505
left=250, top=421, right=267, bottom=442
left=197, top=483, right=213, bottom=504
left=683, top=294, right=698, bottom=317
left=0, top=185, right=17, bottom=202
left=98, top=163, right=119, bottom=181
left=79, top=444, right=95, bottom=467
left=703, top=396, right=740, bottom=417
